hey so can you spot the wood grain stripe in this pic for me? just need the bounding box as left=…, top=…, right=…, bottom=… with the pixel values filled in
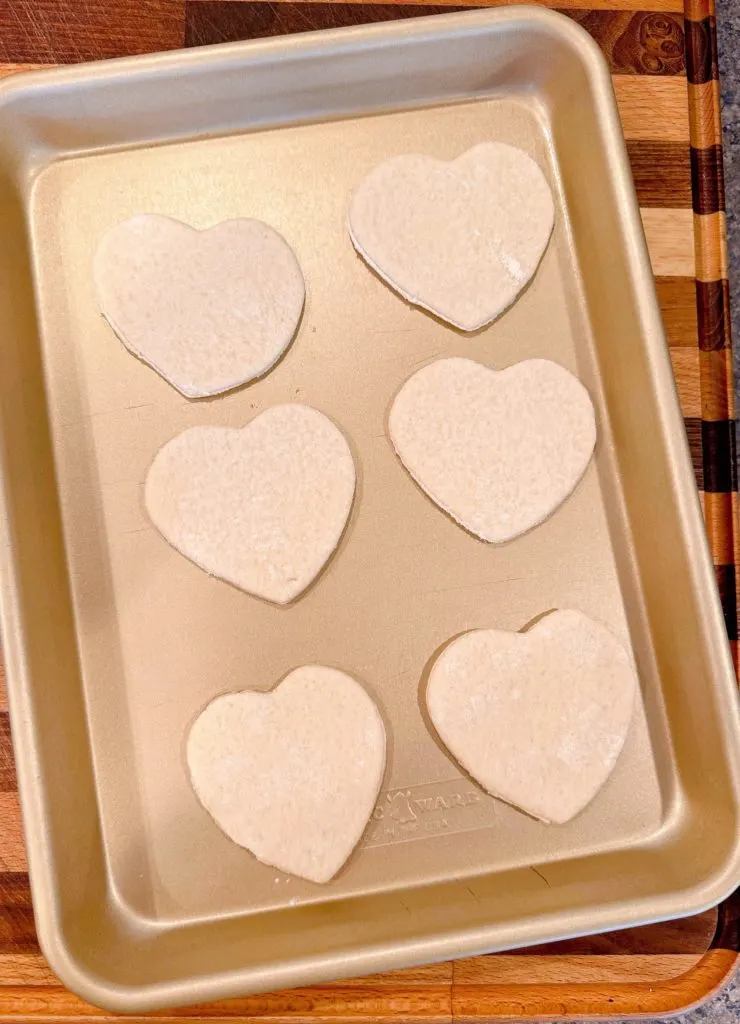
left=691, top=144, right=724, bottom=214
left=0, top=985, right=454, bottom=1020
left=0, top=953, right=731, bottom=1022
left=688, top=79, right=723, bottom=149
left=0, top=953, right=56, bottom=986
left=641, top=208, right=695, bottom=277
left=0, top=795, right=26, bottom=873
left=454, top=953, right=709, bottom=984
left=685, top=16, right=718, bottom=84
left=703, top=491, right=737, bottom=566
left=684, top=0, right=714, bottom=18
left=685, top=418, right=704, bottom=491
left=0, top=875, right=35, bottom=957
left=694, top=210, right=728, bottom=282
left=184, top=0, right=464, bottom=41
left=452, top=949, right=739, bottom=1021
left=614, top=76, right=689, bottom=140
left=700, top=419, right=737, bottom=492
left=699, top=348, right=733, bottom=419
left=0, top=719, right=14, bottom=794
left=696, top=278, right=731, bottom=350
left=627, top=140, right=691, bottom=206
left=0, top=64, right=48, bottom=79
left=670, top=349, right=701, bottom=417
left=655, top=276, right=698, bottom=346
left=0, top=0, right=185, bottom=64
left=716, top=565, right=739, bottom=642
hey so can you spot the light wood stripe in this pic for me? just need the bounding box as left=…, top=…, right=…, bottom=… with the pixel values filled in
left=453, top=949, right=738, bottom=1021
left=694, top=210, right=728, bottom=282
left=0, top=668, right=6, bottom=714
left=454, top=953, right=708, bottom=985
left=0, top=794, right=26, bottom=872
left=688, top=79, right=723, bottom=150
left=0, top=64, right=48, bottom=80
left=655, top=277, right=698, bottom=348
left=3, top=957, right=734, bottom=1024
left=641, top=208, right=695, bottom=278
left=671, top=349, right=701, bottom=417
left=699, top=347, right=733, bottom=419
left=614, top=77, right=689, bottom=142
left=684, top=0, right=714, bottom=20
left=2, top=985, right=452, bottom=1021
left=703, top=491, right=737, bottom=566
left=0, top=956, right=57, bottom=987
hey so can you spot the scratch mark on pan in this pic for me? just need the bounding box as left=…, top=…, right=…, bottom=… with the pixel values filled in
left=429, top=577, right=525, bottom=595
left=531, top=866, right=551, bottom=888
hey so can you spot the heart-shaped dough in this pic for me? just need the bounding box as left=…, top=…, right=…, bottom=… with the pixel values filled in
left=145, top=404, right=355, bottom=604
left=349, top=143, right=554, bottom=331
left=426, top=611, right=638, bottom=824
left=187, top=666, right=386, bottom=883
left=94, top=215, right=305, bottom=397
left=389, top=357, right=596, bottom=543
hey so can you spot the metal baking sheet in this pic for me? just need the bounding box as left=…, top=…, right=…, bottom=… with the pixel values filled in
left=0, top=7, right=739, bottom=1014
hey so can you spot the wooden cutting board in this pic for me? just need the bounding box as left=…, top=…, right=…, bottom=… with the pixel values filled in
left=0, top=0, right=738, bottom=1019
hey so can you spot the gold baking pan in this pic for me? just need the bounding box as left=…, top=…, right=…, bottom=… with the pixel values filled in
left=0, top=6, right=739, bottom=1014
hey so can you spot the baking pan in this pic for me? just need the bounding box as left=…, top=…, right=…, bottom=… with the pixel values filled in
left=0, top=6, right=739, bottom=1014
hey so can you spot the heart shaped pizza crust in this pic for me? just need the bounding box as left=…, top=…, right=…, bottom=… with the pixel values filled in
left=389, top=357, right=596, bottom=543
left=145, top=404, right=355, bottom=604
left=187, top=666, right=386, bottom=883
left=426, top=610, right=637, bottom=824
left=349, top=143, right=554, bottom=331
left=94, top=215, right=305, bottom=397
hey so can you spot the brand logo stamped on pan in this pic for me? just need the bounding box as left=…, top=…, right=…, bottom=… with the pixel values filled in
left=363, top=779, right=494, bottom=847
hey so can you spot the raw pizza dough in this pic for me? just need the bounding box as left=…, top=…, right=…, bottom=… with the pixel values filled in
left=348, top=142, right=554, bottom=331
left=426, top=610, right=638, bottom=824
left=145, top=404, right=355, bottom=604
left=389, top=357, right=596, bottom=543
left=94, top=214, right=305, bottom=397
left=187, top=666, right=386, bottom=883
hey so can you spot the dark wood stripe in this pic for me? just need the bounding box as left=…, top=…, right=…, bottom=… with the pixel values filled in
left=185, top=1, right=467, bottom=43
left=0, top=0, right=185, bottom=64
left=656, top=277, right=698, bottom=347
left=685, top=16, right=719, bottom=84
left=0, top=873, right=36, bottom=955
left=714, top=887, right=740, bottom=950
left=0, top=873, right=30, bottom=908
left=716, top=565, right=739, bottom=642
left=0, top=715, right=14, bottom=793
left=691, top=144, right=725, bottom=214
left=626, top=140, right=691, bottom=207
left=511, top=912, right=717, bottom=956
left=696, top=278, right=731, bottom=350
left=563, top=11, right=685, bottom=74
left=685, top=418, right=704, bottom=491
left=701, top=419, right=737, bottom=492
